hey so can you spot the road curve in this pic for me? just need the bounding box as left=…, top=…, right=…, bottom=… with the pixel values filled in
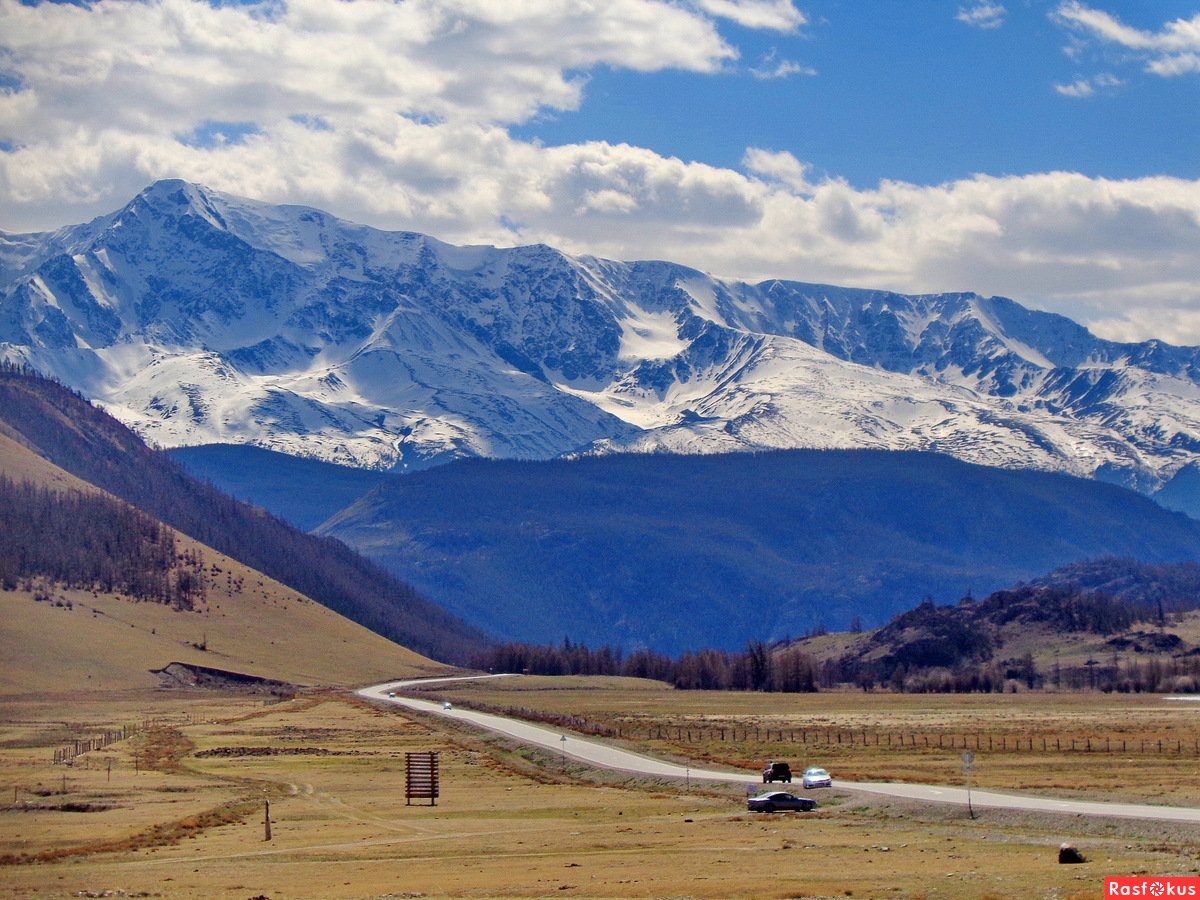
left=358, top=675, right=747, bottom=781
left=358, top=676, right=1200, bottom=824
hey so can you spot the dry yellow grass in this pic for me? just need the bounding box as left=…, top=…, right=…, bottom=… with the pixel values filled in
left=0, top=429, right=95, bottom=492
left=0, top=575, right=448, bottom=696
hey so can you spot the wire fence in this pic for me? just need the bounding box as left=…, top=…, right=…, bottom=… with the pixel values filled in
left=394, top=698, right=1200, bottom=756
left=629, top=725, right=1200, bottom=755
left=50, top=714, right=198, bottom=765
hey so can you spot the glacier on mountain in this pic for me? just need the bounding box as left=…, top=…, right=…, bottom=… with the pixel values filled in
left=3, top=178, right=1200, bottom=492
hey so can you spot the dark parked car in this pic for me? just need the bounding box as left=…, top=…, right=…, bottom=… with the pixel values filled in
left=747, top=791, right=818, bottom=813
left=762, top=761, right=792, bottom=783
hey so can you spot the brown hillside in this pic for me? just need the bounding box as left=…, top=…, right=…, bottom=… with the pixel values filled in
left=0, top=429, right=92, bottom=491
left=0, top=415, right=454, bottom=694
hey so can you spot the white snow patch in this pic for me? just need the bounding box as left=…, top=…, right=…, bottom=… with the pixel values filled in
left=676, top=277, right=727, bottom=326
left=618, top=308, right=686, bottom=361
left=970, top=297, right=1055, bottom=368
left=433, top=241, right=500, bottom=273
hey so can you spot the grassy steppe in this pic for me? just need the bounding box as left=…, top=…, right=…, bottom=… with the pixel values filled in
left=3, top=681, right=1199, bottom=900
left=439, top=676, right=1200, bottom=806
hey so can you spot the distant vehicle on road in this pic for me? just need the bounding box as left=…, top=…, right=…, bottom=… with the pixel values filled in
left=442, top=701, right=453, bottom=710
left=387, top=691, right=396, bottom=698
left=802, top=766, right=832, bottom=789
left=762, top=761, right=792, bottom=783
left=747, top=791, right=818, bottom=813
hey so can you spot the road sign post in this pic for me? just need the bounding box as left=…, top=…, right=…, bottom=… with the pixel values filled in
left=406, top=751, right=440, bottom=806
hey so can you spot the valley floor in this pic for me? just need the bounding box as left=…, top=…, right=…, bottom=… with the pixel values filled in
left=1, top=682, right=1199, bottom=899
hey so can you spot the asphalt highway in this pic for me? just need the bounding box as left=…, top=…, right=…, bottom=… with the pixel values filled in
left=357, top=675, right=1200, bottom=824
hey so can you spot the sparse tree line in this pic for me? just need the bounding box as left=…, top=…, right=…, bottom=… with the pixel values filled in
left=0, top=475, right=206, bottom=609
left=471, top=636, right=1200, bottom=694
left=830, top=653, right=1200, bottom=694
left=470, top=639, right=821, bottom=692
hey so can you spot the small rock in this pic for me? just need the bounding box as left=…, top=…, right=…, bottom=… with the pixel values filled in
left=1058, top=843, right=1086, bottom=864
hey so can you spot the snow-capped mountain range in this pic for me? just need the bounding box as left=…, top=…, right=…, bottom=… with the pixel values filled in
left=3, top=179, right=1200, bottom=493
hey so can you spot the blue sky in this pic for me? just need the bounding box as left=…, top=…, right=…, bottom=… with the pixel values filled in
left=514, top=1, right=1200, bottom=188
left=2, top=0, right=1199, bottom=344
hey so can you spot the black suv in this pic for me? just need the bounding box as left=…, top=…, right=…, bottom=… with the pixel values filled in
left=762, top=761, right=792, bottom=783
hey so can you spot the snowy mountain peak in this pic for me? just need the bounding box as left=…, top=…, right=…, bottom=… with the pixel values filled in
left=3, top=180, right=1200, bottom=492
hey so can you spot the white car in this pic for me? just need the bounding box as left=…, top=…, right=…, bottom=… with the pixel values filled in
left=442, top=701, right=453, bottom=710
left=802, top=766, right=832, bottom=789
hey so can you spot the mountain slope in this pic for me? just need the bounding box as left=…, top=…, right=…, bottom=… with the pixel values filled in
left=0, top=409, right=450, bottom=692
left=316, top=450, right=1200, bottom=655
left=0, top=364, right=491, bottom=664
left=801, top=558, right=1200, bottom=693
left=169, top=444, right=394, bottom=532
left=3, top=180, right=1200, bottom=491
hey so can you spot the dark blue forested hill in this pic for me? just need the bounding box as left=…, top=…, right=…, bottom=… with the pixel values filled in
left=169, top=444, right=393, bottom=532
left=315, top=449, right=1200, bottom=655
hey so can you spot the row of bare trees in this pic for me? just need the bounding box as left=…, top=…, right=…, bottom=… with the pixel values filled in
left=0, top=475, right=206, bottom=609
left=470, top=639, right=822, bottom=692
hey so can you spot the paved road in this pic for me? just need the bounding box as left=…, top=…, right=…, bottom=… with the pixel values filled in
left=358, top=676, right=1200, bottom=824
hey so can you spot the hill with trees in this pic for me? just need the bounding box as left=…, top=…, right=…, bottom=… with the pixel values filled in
left=169, top=443, right=393, bottom=532
left=0, top=428, right=451, bottom=692
left=0, top=363, right=491, bottom=665
left=813, top=558, right=1200, bottom=693
left=0, top=475, right=204, bottom=609
left=319, top=450, right=1200, bottom=655
left=471, top=558, right=1200, bottom=695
